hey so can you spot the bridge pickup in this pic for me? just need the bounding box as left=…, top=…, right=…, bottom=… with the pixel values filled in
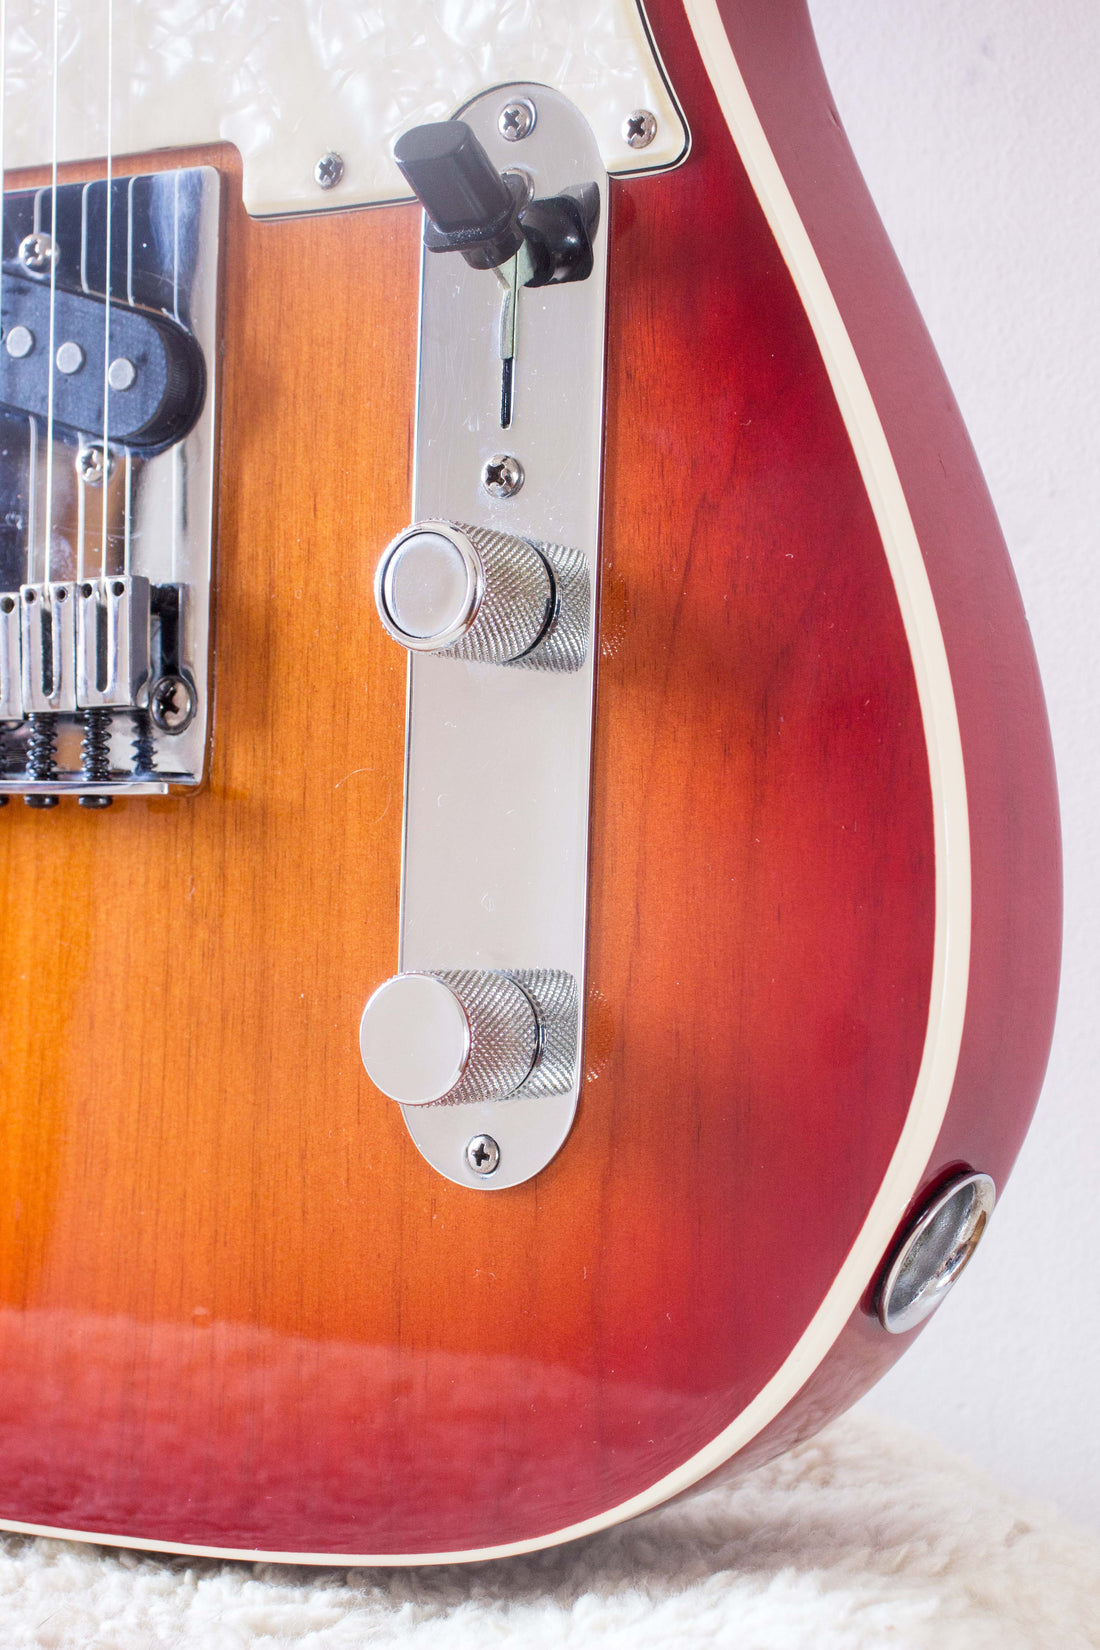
left=0, top=165, right=218, bottom=802
left=0, top=272, right=205, bottom=452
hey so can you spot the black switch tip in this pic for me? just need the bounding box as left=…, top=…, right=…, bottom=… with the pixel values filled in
left=394, top=121, right=525, bottom=269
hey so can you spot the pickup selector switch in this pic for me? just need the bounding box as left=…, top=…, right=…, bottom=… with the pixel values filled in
left=375, top=520, right=556, bottom=666
left=360, top=969, right=542, bottom=1106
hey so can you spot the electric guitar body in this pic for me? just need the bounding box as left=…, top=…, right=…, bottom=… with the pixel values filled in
left=0, top=0, right=1059, bottom=1562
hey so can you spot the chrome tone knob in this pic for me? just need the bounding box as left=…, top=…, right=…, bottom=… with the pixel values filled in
left=360, top=968, right=541, bottom=1106
left=375, top=520, right=555, bottom=665
left=876, top=1171, right=996, bottom=1334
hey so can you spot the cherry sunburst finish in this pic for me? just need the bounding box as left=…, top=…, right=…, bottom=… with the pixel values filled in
left=0, top=0, right=1059, bottom=1561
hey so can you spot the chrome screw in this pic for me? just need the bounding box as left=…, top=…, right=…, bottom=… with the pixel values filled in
left=481, top=454, right=524, bottom=499
left=18, top=231, right=57, bottom=273
left=623, top=109, right=657, bottom=150
left=466, top=1134, right=501, bottom=1176
left=314, top=151, right=345, bottom=190
left=149, top=674, right=197, bottom=734
left=76, top=445, right=109, bottom=487
left=498, top=99, right=536, bottom=142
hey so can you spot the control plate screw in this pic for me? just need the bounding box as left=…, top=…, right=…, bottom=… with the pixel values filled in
left=498, top=99, right=536, bottom=142
left=481, top=453, right=524, bottom=499
left=314, top=151, right=345, bottom=190
left=149, top=674, right=196, bottom=734
left=18, top=232, right=57, bottom=273
left=466, top=1134, right=501, bottom=1175
left=623, top=109, right=657, bottom=150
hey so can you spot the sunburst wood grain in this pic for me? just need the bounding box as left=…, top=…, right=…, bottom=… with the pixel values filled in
left=0, top=0, right=1056, bottom=1562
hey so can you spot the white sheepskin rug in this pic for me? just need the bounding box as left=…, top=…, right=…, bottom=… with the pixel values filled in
left=0, top=1411, right=1098, bottom=1648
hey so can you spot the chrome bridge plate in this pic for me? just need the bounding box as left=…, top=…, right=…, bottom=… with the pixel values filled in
left=396, top=86, right=608, bottom=1190
left=0, top=165, right=219, bottom=800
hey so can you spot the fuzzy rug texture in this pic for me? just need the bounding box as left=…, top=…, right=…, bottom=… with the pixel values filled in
left=0, top=1412, right=1097, bottom=1649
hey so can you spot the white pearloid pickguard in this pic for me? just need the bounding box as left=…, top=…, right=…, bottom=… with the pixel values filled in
left=0, top=0, right=687, bottom=215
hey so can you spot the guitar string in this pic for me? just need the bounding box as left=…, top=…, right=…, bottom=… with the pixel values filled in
left=42, top=0, right=60, bottom=588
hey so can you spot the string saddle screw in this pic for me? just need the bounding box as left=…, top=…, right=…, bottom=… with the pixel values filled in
left=314, top=152, right=345, bottom=190
left=623, top=110, right=657, bottom=150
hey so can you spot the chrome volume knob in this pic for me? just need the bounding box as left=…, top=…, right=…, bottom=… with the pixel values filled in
left=359, top=969, right=542, bottom=1106
left=375, top=520, right=555, bottom=665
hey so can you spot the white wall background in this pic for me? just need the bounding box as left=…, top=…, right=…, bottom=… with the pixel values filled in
left=805, top=0, right=1100, bottom=1529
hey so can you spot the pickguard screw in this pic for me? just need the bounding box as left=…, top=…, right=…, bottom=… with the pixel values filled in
left=498, top=99, right=536, bottom=142
left=149, top=674, right=196, bottom=734
left=623, top=109, right=657, bottom=150
left=18, top=232, right=57, bottom=274
left=466, top=1134, right=501, bottom=1175
left=481, top=454, right=524, bottom=499
left=76, top=445, right=110, bottom=487
left=314, top=152, right=345, bottom=190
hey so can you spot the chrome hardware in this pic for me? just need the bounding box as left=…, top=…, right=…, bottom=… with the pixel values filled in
left=75, top=445, right=109, bottom=487
left=0, top=165, right=219, bottom=803
left=372, top=85, right=606, bottom=1188
left=361, top=969, right=547, bottom=1106
left=466, top=1135, right=501, bottom=1175
left=498, top=100, right=536, bottom=142
left=376, top=521, right=588, bottom=671
left=18, top=231, right=56, bottom=274
left=76, top=577, right=151, bottom=710
left=623, top=109, right=657, bottom=150
left=0, top=594, right=22, bottom=720
left=150, top=674, right=197, bottom=734
left=876, top=1171, right=996, bottom=1334
left=314, top=152, right=345, bottom=190
left=362, top=968, right=579, bottom=1190
left=20, top=585, right=78, bottom=713
left=361, top=969, right=578, bottom=1108
left=481, top=454, right=524, bottom=499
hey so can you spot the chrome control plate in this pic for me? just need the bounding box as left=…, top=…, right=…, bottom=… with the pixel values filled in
left=392, top=85, right=608, bottom=1190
